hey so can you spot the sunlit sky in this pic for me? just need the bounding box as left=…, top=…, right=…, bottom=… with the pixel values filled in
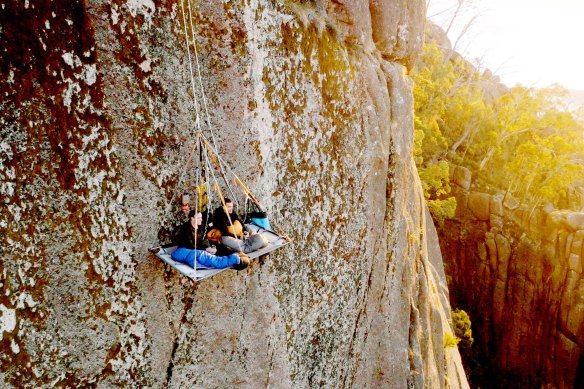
left=428, top=0, right=584, bottom=91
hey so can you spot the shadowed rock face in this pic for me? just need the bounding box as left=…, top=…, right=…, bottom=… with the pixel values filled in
left=442, top=167, right=584, bottom=388
left=0, top=1, right=467, bottom=387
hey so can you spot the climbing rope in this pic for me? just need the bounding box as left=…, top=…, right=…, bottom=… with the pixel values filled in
left=165, top=0, right=288, bottom=249
left=184, top=0, right=235, bottom=199
left=179, top=0, right=203, bottom=133
left=200, top=136, right=240, bottom=207
left=203, top=143, right=243, bottom=251
left=160, top=0, right=204, bottom=227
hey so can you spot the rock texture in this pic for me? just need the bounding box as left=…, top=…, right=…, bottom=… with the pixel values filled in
left=441, top=166, right=584, bottom=388
left=1, top=1, right=467, bottom=387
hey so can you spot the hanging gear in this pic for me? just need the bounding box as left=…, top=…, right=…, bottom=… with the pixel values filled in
left=149, top=0, right=291, bottom=283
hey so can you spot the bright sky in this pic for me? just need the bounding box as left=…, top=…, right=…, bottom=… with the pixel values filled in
left=428, top=0, right=584, bottom=91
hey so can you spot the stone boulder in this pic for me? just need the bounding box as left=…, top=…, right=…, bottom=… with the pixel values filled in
left=468, top=192, right=491, bottom=221
left=503, top=193, right=520, bottom=210
left=547, top=211, right=584, bottom=232
left=425, top=21, right=452, bottom=51
left=567, top=212, right=584, bottom=231
left=454, top=190, right=469, bottom=219
left=369, top=0, right=425, bottom=67
left=450, top=165, right=472, bottom=190
left=490, top=195, right=503, bottom=217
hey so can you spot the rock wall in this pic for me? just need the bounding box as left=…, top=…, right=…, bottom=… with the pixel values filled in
left=441, top=165, right=584, bottom=388
left=0, top=1, right=468, bottom=387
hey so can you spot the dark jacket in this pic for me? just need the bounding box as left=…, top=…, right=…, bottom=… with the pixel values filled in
left=176, top=221, right=210, bottom=250
left=213, top=206, right=244, bottom=238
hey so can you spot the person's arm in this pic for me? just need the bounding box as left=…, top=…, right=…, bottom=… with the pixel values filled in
left=218, top=222, right=231, bottom=236
left=195, top=230, right=210, bottom=249
left=176, top=223, right=190, bottom=248
left=201, top=237, right=217, bottom=254
left=215, top=208, right=235, bottom=237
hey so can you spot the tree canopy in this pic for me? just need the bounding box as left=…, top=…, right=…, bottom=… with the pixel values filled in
left=412, top=41, right=584, bottom=219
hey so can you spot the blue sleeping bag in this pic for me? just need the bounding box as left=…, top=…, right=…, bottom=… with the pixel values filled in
left=172, top=247, right=240, bottom=269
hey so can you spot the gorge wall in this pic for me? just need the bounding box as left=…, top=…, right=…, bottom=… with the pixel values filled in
left=0, top=0, right=468, bottom=387
left=440, top=166, right=584, bottom=388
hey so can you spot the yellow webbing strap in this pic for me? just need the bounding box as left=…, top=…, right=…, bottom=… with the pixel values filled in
left=204, top=140, right=221, bottom=170
left=212, top=182, right=236, bottom=238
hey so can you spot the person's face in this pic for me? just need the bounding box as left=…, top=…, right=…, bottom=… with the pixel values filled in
left=191, top=212, right=203, bottom=227
left=225, top=202, right=234, bottom=214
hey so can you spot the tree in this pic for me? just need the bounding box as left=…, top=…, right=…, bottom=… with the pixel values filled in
left=427, top=0, right=482, bottom=57
left=418, top=161, right=457, bottom=226
left=412, top=40, right=584, bottom=214
left=451, top=308, right=473, bottom=348
left=503, top=135, right=583, bottom=208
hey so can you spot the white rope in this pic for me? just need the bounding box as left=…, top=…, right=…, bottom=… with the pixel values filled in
left=160, top=0, right=206, bottom=227
left=161, top=139, right=195, bottom=225
left=163, top=0, right=207, bottom=224
left=203, top=142, right=244, bottom=251
left=194, top=138, right=201, bottom=253
left=185, top=0, right=227, bottom=168
left=180, top=0, right=203, bottom=133
left=164, top=0, right=209, bottom=277
left=184, top=0, right=241, bottom=210
left=162, top=1, right=287, bottom=249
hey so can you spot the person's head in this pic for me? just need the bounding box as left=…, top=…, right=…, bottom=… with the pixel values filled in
left=189, top=210, right=203, bottom=228
left=224, top=199, right=234, bottom=214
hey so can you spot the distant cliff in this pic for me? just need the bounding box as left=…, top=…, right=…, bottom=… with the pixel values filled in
left=0, top=1, right=467, bottom=387
left=440, top=166, right=584, bottom=388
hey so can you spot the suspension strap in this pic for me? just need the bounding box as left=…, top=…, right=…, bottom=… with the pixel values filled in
left=179, top=0, right=203, bottom=134
left=184, top=0, right=234, bottom=186
left=233, top=175, right=264, bottom=210
left=203, top=143, right=236, bottom=238
left=169, top=0, right=290, bottom=248
left=212, top=180, right=243, bottom=251
left=158, top=0, right=207, bottom=279
left=201, top=136, right=240, bottom=209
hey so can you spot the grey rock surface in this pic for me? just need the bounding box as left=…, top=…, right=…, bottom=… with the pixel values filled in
left=1, top=1, right=467, bottom=387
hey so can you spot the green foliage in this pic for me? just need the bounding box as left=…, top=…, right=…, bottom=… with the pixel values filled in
left=412, top=40, right=584, bottom=212
left=419, top=160, right=451, bottom=198
left=427, top=197, right=457, bottom=227
left=451, top=309, right=474, bottom=348
left=443, top=332, right=460, bottom=348
left=418, top=161, right=457, bottom=225
left=412, top=43, right=454, bottom=164
left=503, top=135, right=582, bottom=206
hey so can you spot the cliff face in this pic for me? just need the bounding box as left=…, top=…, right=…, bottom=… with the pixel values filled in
left=441, top=166, right=584, bottom=388
left=0, top=1, right=467, bottom=387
